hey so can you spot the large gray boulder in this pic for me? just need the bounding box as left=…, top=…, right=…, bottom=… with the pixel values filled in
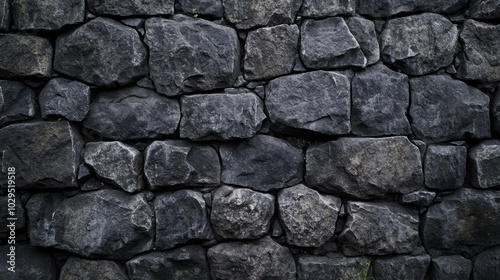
left=0, top=80, right=35, bottom=126
left=424, top=145, right=467, bottom=190
left=12, top=0, right=85, bottom=30
left=430, top=255, right=472, bottom=280
left=469, top=140, right=500, bottom=189
left=39, top=78, right=90, bottom=122
left=373, top=255, right=431, bottom=280
left=359, top=0, right=467, bottom=17
left=222, top=0, right=301, bottom=29
left=175, top=0, right=223, bottom=18
left=301, top=0, right=355, bottom=18
left=0, top=0, right=9, bottom=31
left=297, top=255, right=371, bottom=280
left=467, top=0, right=500, bottom=19
left=345, top=17, right=380, bottom=66
left=472, top=246, right=500, bottom=280
left=59, top=257, right=129, bottom=280
left=0, top=244, right=57, bottom=280
left=87, top=0, right=174, bottom=16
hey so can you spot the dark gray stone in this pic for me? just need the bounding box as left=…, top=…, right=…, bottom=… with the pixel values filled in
left=472, top=246, right=500, bottom=280
left=87, top=0, right=174, bottom=16
left=222, top=0, right=301, bottom=29
left=54, top=17, right=148, bottom=87
left=430, top=255, right=471, bottom=280
left=0, top=196, right=26, bottom=236
left=27, top=190, right=154, bottom=260
left=351, top=63, right=410, bottom=136
left=244, top=24, right=299, bottom=80
left=180, top=93, right=266, bottom=141
left=39, top=78, right=90, bottom=122
left=494, top=89, right=500, bottom=134
left=0, top=121, right=83, bottom=188
left=410, top=75, right=491, bottom=142
left=81, top=178, right=103, bottom=191
left=359, top=0, right=467, bottom=17
left=175, top=0, right=223, bottom=18
left=144, top=140, right=220, bottom=190
left=83, top=86, right=180, bottom=141
left=265, top=71, right=351, bottom=135
left=400, top=191, right=436, bottom=208
left=12, top=0, right=85, bottom=30
left=278, top=184, right=341, bottom=247
left=424, top=145, right=467, bottom=190
left=380, top=13, right=458, bottom=75
left=301, top=0, right=355, bottom=18
left=298, top=255, right=371, bottom=280
left=155, top=190, right=214, bottom=250
left=0, top=34, right=52, bottom=79
left=339, top=201, right=420, bottom=256
left=467, top=0, right=500, bottom=19
left=373, top=255, right=431, bottom=280
left=144, top=15, right=240, bottom=96
left=469, top=140, right=500, bottom=189
left=0, top=80, right=35, bottom=126
left=306, top=137, right=423, bottom=199
left=126, top=245, right=210, bottom=280
left=0, top=244, right=56, bottom=279
left=220, top=135, right=304, bottom=192
left=211, top=185, right=275, bottom=240
left=207, top=236, right=296, bottom=280
left=59, top=257, right=128, bottom=280
left=346, top=17, right=379, bottom=66
left=0, top=0, right=10, bottom=30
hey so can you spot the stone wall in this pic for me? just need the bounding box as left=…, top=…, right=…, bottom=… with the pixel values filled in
left=1, top=0, right=500, bottom=279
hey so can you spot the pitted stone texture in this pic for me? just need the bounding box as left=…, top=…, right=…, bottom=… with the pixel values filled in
left=339, top=201, right=420, bottom=256
left=400, top=191, right=436, bottom=208
left=373, top=255, right=431, bottom=280
left=175, top=0, right=223, bottom=18
left=12, top=0, right=85, bottom=30
left=27, top=190, right=154, bottom=260
left=126, top=245, right=210, bottom=280
left=430, top=255, right=471, bottom=280
left=359, top=0, right=467, bottom=17
left=244, top=24, right=299, bottom=80
left=457, top=20, right=500, bottom=82
left=306, top=137, right=423, bottom=199
left=0, top=121, right=83, bottom=188
left=266, top=71, right=351, bottom=135
left=469, top=140, right=500, bottom=189
left=0, top=80, right=35, bottom=126
left=211, top=185, right=275, bottom=240
left=145, top=15, right=240, bottom=96
left=301, top=17, right=366, bottom=69
left=424, top=145, right=467, bottom=190
left=380, top=13, right=458, bottom=75
left=346, top=17, right=379, bottom=66
left=472, top=246, right=500, bottom=280
left=54, top=17, right=148, bottom=87
left=351, top=63, right=410, bottom=136
left=0, top=0, right=9, bottom=31
left=60, top=257, right=128, bottom=280
left=0, top=244, right=57, bottom=280
left=301, top=0, right=355, bottom=18
left=207, top=236, right=296, bottom=280
left=180, top=93, right=266, bottom=141
left=87, top=0, right=174, bottom=16
left=278, top=184, right=341, bottom=247
left=144, top=140, right=220, bottom=190
left=410, top=75, right=491, bottom=142
left=494, top=89, right=500, bottom=134
left=468, top=0, right=500, bottom=19
left=83, top=86, right=180, bottom=141
left=155, top=190, right=214, bottom=250
left=84, top=142, right=144, bottom=193
left=0, top=34, right=52, bottom=79
left=222, top=0, right=301, bottom=29
left=298, top=255, right=371, bottom=280
left=422, top=188, right=500, bottom=257
left=220, top=135, right=304, bottom=192
left=40, top=78, right=90, bottom=122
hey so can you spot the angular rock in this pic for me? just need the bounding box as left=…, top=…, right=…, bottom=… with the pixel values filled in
left=400, top=191, right=436, bottom=208
left=180, top=93, right=266, bottom=141
left=422, top=188, right=500, bottom=257
left=27, top=190, right=154, bottom=260
left=346, top=17, right=379, bottom=66
left=222, top=0, right=301, bottom=29
left=424, top=145, right=467, bottom=190
left=175, top=0, right=223, bottom=18
left=126, top=245, right=210, bottom=280
left=468, top=0, right=500, bottom=19
left=0, top=244, right=56, bottom=279
left=469, top=140, right=500, bottom=189
left=472, top=246, right=500, bottom=280
left=244, top=24, right=299, bottom=80
left=211, top=185, right=275, bottom=240
left=301, top=0, right=355, bottom=18
left=144, top=140, right=220, bottom=190
left=155, top=190, right=214, bottom=250
left=0, top=121, right=83, bottom=188
left=54, top=17, right=148, bottom=87
left=359, top=0, right=467, bottom=17
left=301, top=17, right=366, bottom=69
left=144, top=15, right=240, bottom=96
left=380, top=13, right=458, bottom=75
left=265, top=71, right=351, bottom=135
left=59, top=257, right=128, bottom=280
left=338, top=201, right=420, bottom=256
left=220, top=135, right=304, bottom=192
left=83, top=86, right=180, bottom=140
left=12, top=0, right=85, bottom=30
left=207, top=236, right=296, bottom=280
left=0, top=80, right=35, bottom=126
left=351, top=63, right=411, bottom=136
left=430, top=255, right=471, bottom=280
left=298, top=255, right=371, bottom=280
left=306, top=137, right=423, bottom=199
left=39, top=78, right=90, bottom=122
left=87, top=0, right=174, bottom=16
left=494, top=89, right=500, bottom=134
left=278, top=184, right=341, bottom=247
left=410, top=75, right=491, bottom=142
left=373, top=255, right=431, bottom=280
left=0, top=0, right=10, bottom=30
left=0, top=34, right=52, bottom=79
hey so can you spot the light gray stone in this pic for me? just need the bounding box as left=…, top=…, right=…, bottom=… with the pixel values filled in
left=87, top=0, right=174, bottom=16
left=424, top=145, right=467, bottom=190
left=345, top=17, right=379, bottom=66
left=359, top=0, right=467, bottom=17
left=297, top=255, right=371, bottom=280
left=430, top=255, right=471, bottom=280
left=60, top=257, right=128, bottom=280
left=373, top=255, right=431, bottom=280
left=469, top=140, right=500, bottom=189
left=222, top=0, right=301, bottom=29
left=301, top=0, right=355, bottom=18
left=12, top=0, right=85, bottom=30
left=175, top=0, right=223, bottom=18
left=39, top=78, right=90, bottom=122
left=467, top=0, right=500, bottom=19
left=0, top=80, right=35, bottom=126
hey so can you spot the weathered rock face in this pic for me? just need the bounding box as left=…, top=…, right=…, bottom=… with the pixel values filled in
left=144, top=140, right=220, bottom=190
left=345, top=17, right=380, bottom=66
left=380, top=13, right=458, bottom=75
left=373, top=255, right=431, bottom=280
left=338, top=201, right=420, bottom=256
left=0, top=80, right=35, bottom=126
left=472, top=246, right=500, bottom=280
left=220, top=135, right=304, bottom=192
left=422, top=188, right=500, bottom=257
left=265, top=71, right=351, bottom=135
left=175, top=0, right=223, bottom=18
left=424, top=145, right=467, bottom=190
left=222, top=0, right=301, bottom=29
left=430, top=255, right=471, bottom=280
left=27, top=190, right=154, bottom=260
left=469, top=140, right=500, bottom=189
left=0, top=244, right=57, bottom=280
left=59, top=257, right=128, bottom=280
left=0, top=121, right=83, bottom=188
left=301, top=0, right=355, bottom=18
left=87, top=0, right=174, bottom=16
left=0, top=0, right=9, bottom=31
left=83, top=86, right=180, bottom=141
left=207, top=236, right=296, bottom=280
left=359, top=0, right=467, bottom=17
left=39, top=78, right=90, bottom=122
left=400, top=191, right=436, bottom=208
left=12, top=0, right=85, bottom=30
left=54, top=17, right=148, bottom=87
left=297, top=255, right=371, bottom=280
left=144, top=16, right=240, bottom=96
left=410, top=75, right=491, bottom=142
left=467, top=0, right=500, bottom=19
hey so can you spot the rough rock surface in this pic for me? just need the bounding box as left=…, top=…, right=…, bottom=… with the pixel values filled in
left=12, top=0, right=85, bottom=30
left=207, top=236, right=296, bottom=280
left=175, top=0, right=223, bottom=18
left=430, top=255, right=471, bottom=280
left=39, top=78, right=90, bottom=122
left=359, top=0, right=467, bottom=17
left=380, top=13, right=458, bottom=75
left=0, top=196, right=26, bottom=235
left=87, top=0, right=174, bottom=16
left=0, top=0, right=9, bottom=31
left=410, top=75, right=491, bottom=142
left=144, top=16, right=240, bottom=96
left=83, top=86, right=180, bottom=140
left=400, top=191, right=436, bottom=208
left=54, top=17, right=148, bottom=87
left=345, top=17, right=380, bottom=66
left=220, top=135, right=304, bottom=192
left=339, top=201, right=420, bottom=256
left=144, top=140, right=220, bottom=190
left=373, top=255, right=431, bottom=280
left=467, top=0, right=500, bottom=19
left=494, top=89, right=500, bottom=134
left=265, top=71, right=351, bottom=135
left=0, top=80, right=35, bottom=126
left=222, top=0, right=301, bottom=29
left=468, top=140, right=500, bottom=189
left=180, top=93, right=266, bottom=141
left=424, top=145, right=467, bottom=190
left=472, top=246, right=500, bottom=280
left=297, top=255, right=371, bottom=280
left=301, top=0, right=355, bottom=18
left=27, top=190, right=154, bottom=260
left=59, top=257, right=128, bottom=280
left=0, top=244, right=57, bottom=280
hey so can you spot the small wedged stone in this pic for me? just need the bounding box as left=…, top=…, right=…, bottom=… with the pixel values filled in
left=345, top=17, right=379, bottom=66
left=0, top=244, right=57, bottom=280
left=430, top=255, right=471, bottom=280
left=39, top=78, right=90, bottom=122
left=373, top=255, right=431, bottom=280
left=400, top=191, right=436, bottom=208
left=59, top=257, right=128, bottom=280
left=175, top=0, right=223, bottom=18
left=222, top=0, right=301, bottom=29
left=301, top=0, right=355, bottom=18
left=467, top=0, right=500, bottom=19
left=424, top=145, right=467, bottom=190
left=0, top=80, right=35, bottom=126
left=297, top=255, right=371, bottom=280
left=0, top=0, right=9, bottom=31
left=472, top=246, right=500, bottom=280
left=469, top=140, right=500, bottom=189
left=12, top=0, right=85, bottom=30
left=87, top=0, right=174, bottom=16
left=359, top=0, right=467, bottom=17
